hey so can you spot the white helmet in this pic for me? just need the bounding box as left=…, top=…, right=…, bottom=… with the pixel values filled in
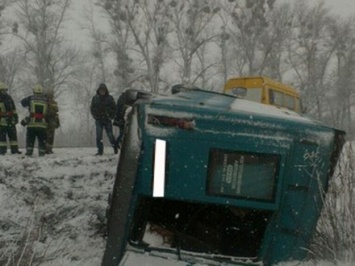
left=33, top=84, right=44, bottom=94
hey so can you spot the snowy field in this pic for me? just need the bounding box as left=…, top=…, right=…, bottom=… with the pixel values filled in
left=0, top=147, right=352, bottom=265
left=0, top=148, right=113, bottom=266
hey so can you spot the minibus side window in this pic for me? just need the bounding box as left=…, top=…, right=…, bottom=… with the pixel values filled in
left=269, top=89, right=283, bottom=106
left=285, top=94, right=295, bottom=110
left=296, top=98, right=302, bottom=113
left=243, top=88, right=263, bottom=103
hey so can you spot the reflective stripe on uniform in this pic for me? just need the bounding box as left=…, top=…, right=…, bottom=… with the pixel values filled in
left=0, top=142, right=7, bottom=147
left=28, top=99, right=47, bottom=127
left=27, top=96, right=48, bottom=128
left=28, top=124, right=47, bottom=129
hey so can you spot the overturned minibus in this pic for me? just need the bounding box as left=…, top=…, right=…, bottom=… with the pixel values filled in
left=102, top=85, right=345, bottom=266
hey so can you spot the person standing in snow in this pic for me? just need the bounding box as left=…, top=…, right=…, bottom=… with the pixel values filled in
left=113, top=89, right=150, bottom=151
left=113, top=90, right=128, bottom=150
left=0, top=82, right=21, bottom=155
left=21, top=84, right=48, bottom=156
left=90, top=83, right=117, bottom=155
left=45, top=91, right=60, bottom=154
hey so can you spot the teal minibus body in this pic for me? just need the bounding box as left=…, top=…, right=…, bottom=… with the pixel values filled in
left=102, top=86, right=345, bottom=266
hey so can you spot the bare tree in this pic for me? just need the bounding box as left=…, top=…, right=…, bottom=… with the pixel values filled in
left=257, top=2, right=293, bottom=80
left=0, top=50, right=26, bottom=147
left=194, top=41, right=220, bottom=89
left=221, top=0, right=291, bottom=79
left=60, top=56, right=98, bottom=146
left=216, top=20, right=231, bottom=85
left=228, top=0, right=264, bottom=75
left=324, top=17, right=355, bottom=134
left=100, top=0, right=172, bottom=93
left=81, top=0, right=355, bottom=137
left=96, top=0, right=136, bottom=91
left=12, top=0, right=78, bottom=96
left=83, top=3, right=108, bottom=83
left=0, top=50, right=22, bottom=94
left=0, top=1, right=22, bottom=95
left=167, top=0, right=219, bottom=85
left=286, top=1, right=336, bottom=120
left=0, top=0, right=14, bottom=38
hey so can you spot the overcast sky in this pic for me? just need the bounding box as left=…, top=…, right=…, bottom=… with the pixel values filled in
left=323, top=0, right=355, bottom=16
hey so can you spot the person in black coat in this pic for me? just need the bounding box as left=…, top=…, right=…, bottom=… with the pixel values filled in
left=0, top=82, right=21, bottom=155
left=113, top=89, right=151, bottom=150
left=113, top=90, right=128, bottom=149
left=90, top=83, right=117, bottom=155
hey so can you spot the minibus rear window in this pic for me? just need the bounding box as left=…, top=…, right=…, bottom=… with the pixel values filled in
left=207, top=149, right=279, bottom=202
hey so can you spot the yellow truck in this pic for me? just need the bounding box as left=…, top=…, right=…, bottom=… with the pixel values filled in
left=223, top=76, right=302, bottom=113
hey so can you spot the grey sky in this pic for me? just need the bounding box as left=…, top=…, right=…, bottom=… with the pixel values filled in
left=324, top=0, right=355, bottom=16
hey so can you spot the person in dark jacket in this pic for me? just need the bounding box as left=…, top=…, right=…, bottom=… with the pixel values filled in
left=113, top=90, right=128, bottom=149
left=0, top=82, right=21, bottom=155
left=21, top=84, right=48, bottom=156
left=113, top=89, right=149, bottom=150
left=90, top=83, right=117, bottom=155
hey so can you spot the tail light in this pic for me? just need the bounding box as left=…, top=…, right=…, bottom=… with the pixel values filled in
left=148, top=115, right=195, bottom=130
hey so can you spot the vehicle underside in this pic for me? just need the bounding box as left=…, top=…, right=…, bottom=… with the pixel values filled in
left=129, top=196, right=272, bottom=260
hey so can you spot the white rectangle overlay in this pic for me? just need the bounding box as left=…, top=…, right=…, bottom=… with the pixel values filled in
left=153, top=139, right=166, bottom=197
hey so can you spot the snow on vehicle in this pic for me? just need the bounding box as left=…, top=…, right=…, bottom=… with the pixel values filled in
left=102, top=85, right=345, bottom=266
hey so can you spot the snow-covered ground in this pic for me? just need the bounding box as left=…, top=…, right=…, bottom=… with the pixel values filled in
left=0, top=147, right=352, bottom=266
left=0, top=148, right=114, bottom=266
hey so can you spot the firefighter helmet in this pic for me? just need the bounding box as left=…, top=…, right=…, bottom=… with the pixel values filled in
left=33, top=84, right=44, bottom=94
left=0, top=82, right=8, bottom=91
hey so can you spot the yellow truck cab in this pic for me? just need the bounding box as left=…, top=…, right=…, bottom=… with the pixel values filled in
left=223, top=76, right=302, bottom=113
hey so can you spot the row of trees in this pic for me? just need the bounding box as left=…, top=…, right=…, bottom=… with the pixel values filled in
left=95, top=0, right=355, bottom=136
left=0, top=0, right=354, bottom=143
left=0, top=0, right=353, bottom=263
